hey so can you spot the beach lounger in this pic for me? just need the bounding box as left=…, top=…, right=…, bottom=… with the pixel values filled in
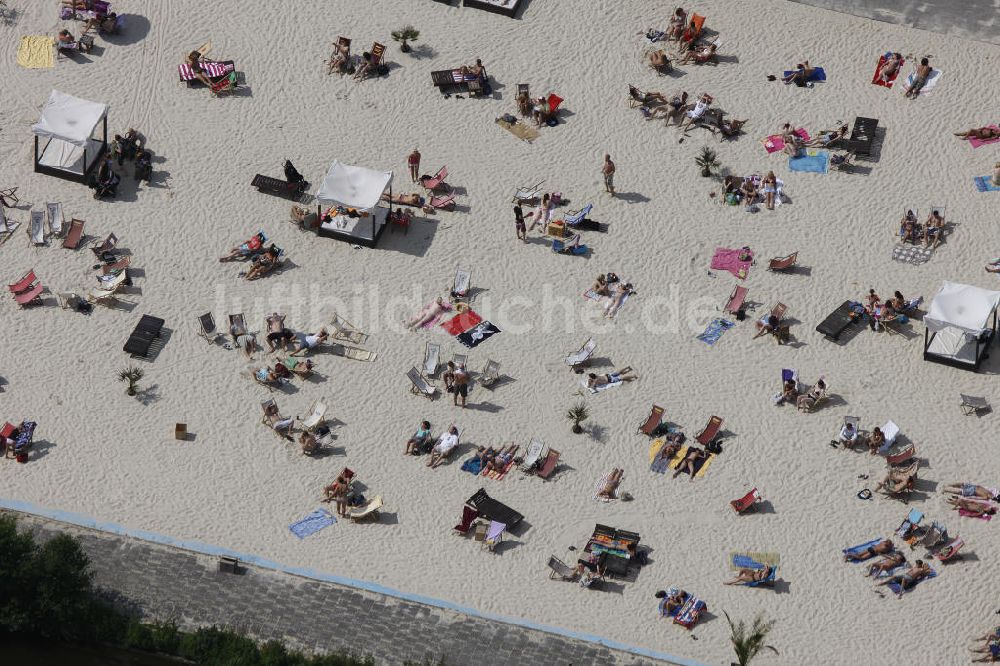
left=637, top=404, right=664, bottom=436
left=89, top=270, right=128, bottom=305
left=63, top=219, right=85, bottom=249
left=356, top=41, right=385, bottom=81
left=563, top=204, right=593, bottom=227
left=731, top=488, right=762, bottom=514
left=178, top=60, right=234, bottom=83
left=101, top=257, right=130, bottom=276
left=451, top=353, right=467, bottom=370
left=565, top=337, right=595, bottom=369
left=816, top=300, right=859, bottom=341
left=895, top=508, right=923, bottom=539
left=407, top=367, right=437, bottom=398
left=479, top=359, right=501, bottom=387
left=423, top=341, right=440, bottom=377
left=9, top=270, right=44, bottom=307
left=552, top=235, right=587, bottom=255
left=299, top=399, right=327, bottom=433
left=722, top=285, right=748, bottom=315
left=512, top=180, right=543, bottom=203
left=349, top=496, right=383, bottom=523
left=328, top=344, right=376, bottom=362
left=3, top=420, right=36, bottom=459
left=123, top=314, right=165, bottom=357
left=330, top=312, right=369, bottom=345
left=454, top=505, right=480, bottom=535
left=547, top=555, right=577, bottom=581
left=960, top=394, right=990, bottom=416
left=251, top=173, right=306, bottom=199
left=428, top=192, right=456, bottom=210
left=466, top=488, right=523, bottom=528
left=451, top=268, right=471, bottom=300
left=935, top=537, right=964, bottom=562
left=695, top=415, right=722, bottom=446
left=260, top=398, right=293, bottom=438
left=419, top=166, right=449, bottom=192
left=767, top=252, right=798, bottom=272
left=197, top=313, right=219, bottom=342
left=91, top=233, right=118, bottom=256
left=482, top=520, right=505, bottom=552
left=0, top=186, right=19, bottom=207
left=844, top=116, right=878, bottom=156
left=529, top=448, right=559, bottom=479
left=520, top=438, right=545, bottom=472
left=28, top=210, right=44, bottom=245
left=228, top=313, right=247, bottom=342
left=46, top=202, right=64, bottom=237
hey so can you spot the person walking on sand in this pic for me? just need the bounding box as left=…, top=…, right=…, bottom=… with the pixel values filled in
left=602, top=154, right=616, bottom=196
left=407, top=148, right=421, bottom=183
left=514, top=204, right=526, bottom=242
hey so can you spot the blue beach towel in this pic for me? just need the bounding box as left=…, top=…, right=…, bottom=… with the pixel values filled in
left=697, top=318, right=735, bottom=345
left=789, top=151, right=829, bottom=173
left=461, top=457, right=484, bottom=475
left=843, top=538, right=883, bottom=561
left=732, top=553, right=767, bottom=570
left=783, top=67, right=826, bottom=82
left=886, top=568, right=936, bottom=595
left=289, top=508, right=336, bottom=539
left=974, top=176, right=1000, bottom=192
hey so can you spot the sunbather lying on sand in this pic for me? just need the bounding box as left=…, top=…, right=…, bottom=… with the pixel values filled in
left=724, top=565, right=774, bottom=585
left=655, top=433, right=685, bottom=463
left=427, top=426, right=460, bottom=468
left=948, top=496, right=998, bottom=517
left=597, top=468, right=624, bottom=499
left=845, top=539, right=894, bottom=562
left=971, top=628, right=1000, bottom=656
left=806, top=125, right=848, bottom=147
left=783, top=60, right=816, bottom=87
left=679, top=42, right=716, bottom=65
left=945, top=483, right=1000, bottom=501
left=954, top=127, right=1000, bottom=140
left=865, top=551, right=906, bottom=577
left=878, top=52, right=904, bottom=83
left=587, top=368, right=638, bottom=388
left=875, top=467, right=914, bottom=493
left=604, top=282, right=635, bottom=318
left=875, top=560, right=931, bottom=597
left=407, top=297, right=451, bottom=329
left=972, top=643, right=1000, bottom=663
left=673, top=447, right=707, bottom=480
left=291, top=329, right=328, bottom=355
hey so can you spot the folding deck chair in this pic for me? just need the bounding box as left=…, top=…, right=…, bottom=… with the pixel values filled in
left=479, top=359, right=501, bottom=387
left=228, top=313, right=247, bottom=342
left=451, top=353, right=467, bottom=369
left=482, top=520, right=506, bottom=552
left=28, top=210, right=45, bottom=245
left=91, top=233, right=119, bottom=256
left=547, top=555, right=577, bottom=581
left=429, top=192, right=456, bottom=210
left=935, top=537, right=964, bottom=563
left=46, top=202, right=64, bottom=237
left=767, top=252, right=798, bottom=272
left=731, top=488, right=762, bottom=513
left=299, top=399, right=328, bottom=433
left=407, top=367, right=438, bottom=398
left=565, top=337, right=595, bottom=369
left=960, top=394, right=990, bottom=416
left=722, top=286, right=748, bottom=315
left=885, top=444, right=915, bottom=467
left=260, top=398, right=293, bottom=438
left=695, top=415, right=723, bottom=446
left=420, top=166, right=449, bottom=192
left=563, top=203, right=593, bottom=227
left=9, top=270, right=44, bottom=307
left=101, top=257, right=130, bottom=276
left=423, top=341, right=441, bottom=377
left=356, top=41, right=385, bottom=81
left=536, top=448, right=560, bottom=479
left=349, top=496, right=383, bottom=523
left=63, top=219, right=85, bottom=249
left=878, top=420, right=900, bottom=455
left=0, top=186, right=19, bottom=207
left=89, top=270, right=128, bottom=305
left=451, top=268, right=471, bottom=301
left=637, top=404, right=664, bottom=436
left=330, top=312, right=369, bottom=345
left=520, top=438, right=545, bottom=473
left=0, top=206, right=19, bottom=246
left=512, top=180, right=543, bottom=203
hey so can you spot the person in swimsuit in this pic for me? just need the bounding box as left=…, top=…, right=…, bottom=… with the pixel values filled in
left=673, top=447, right=707, bottom=480
left=724, top=565, right=774, bottom=585
left=679, top=42, right=717, bottom=65
left=865, top=551, right=906, bottom=577
left=875, top=560, right=932, bottom=597
left=905, top=57, right=932, bottom=98
left=604, top=282, right=634, bottom=318
left=597, top=468, right=624, bottom=499
left=761, top=171, right=778, bottom=210
left=947, top=496, right=998, bottom=517
left=796, top=379, right=826, bottom=411
left=649, top=49, right=670, bottom=71
left=186, top=51, right=214, bottom=87
left=944, top=482, right=1000, bottom=502
left=898, top=209, right=918, bottom=242
left=407, top=297, right=451, bottom=329
left=878, top=52, right=903, bottom=83
left=327, top=40, right=351, bottom=75
left=587, top=368, right=638, bottom=388
left=526, top=193, right=551, bottom=232
left=844, top=539, right=894, bottom=562
left=667, top=8, right=687, bottom=40
left=923, top=209, right=945, bottom=248
left=806, top=125, right=849, bottom=148
left=993, top=161, right=1000, bottom=187
left=783, top=60, right=815, bottom=87
left=322, top=472, right=351, bottom=516
left=955, top=127, right=1000, bottom=141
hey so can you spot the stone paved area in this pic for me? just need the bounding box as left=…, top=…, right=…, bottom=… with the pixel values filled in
left=7, top=510, right=693, bottom=666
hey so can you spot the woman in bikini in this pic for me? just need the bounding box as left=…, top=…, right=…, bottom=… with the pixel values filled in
left=865, top=551, right=906, bottom=577
left=673, top=447, right=706, bottom=480
left=761, top=171, right=778, bottom=210
left=597, top=468, right=624, bottom=499
left=844, top=539, right=894, bottom=562
left=724, top=565, right=774, bottom=585
left=955, top=127, right=1000, bottom=140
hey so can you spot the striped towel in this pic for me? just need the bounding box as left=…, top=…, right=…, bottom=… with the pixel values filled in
left=451, top=69, right=477, bottom=83
left=178, top=60, right=233, bottom=81
left=594, top=471, right=618, bottom=502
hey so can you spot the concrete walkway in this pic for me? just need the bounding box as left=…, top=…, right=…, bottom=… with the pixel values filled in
left=4, top=506, right=698, bottom=666
left=787, top=0, right=1000, bottom=46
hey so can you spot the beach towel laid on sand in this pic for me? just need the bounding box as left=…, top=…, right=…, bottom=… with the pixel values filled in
left=668, top=445, right=715, bottom=477
left=789, top=150, right=828, bottom=174
left=673, top=595, right=707, bottom=628
left=731, top=551, right=780, bottom=570
left=958, top=507, right=994, bottom=521
left=871, top=54, right=904, bottom=88
left=843, top=538, right=884, bottom=561
left=461, top=457, right=484, bottom=475
left=697, top=318, right=735, bottom=345
left=892, top=243, right=933, bottom=265
left=968, top=125, right=1000, bottom=149
left=496, top=117, right=540, bottom=143
left=649, top=436, right=684, bottom=473
left=902, top=68, right=942, bottom=96
left=974, top=176, right=1000, bottom=192
left=710, top=247, right=753, bottom=279
left=783, top=67, right=825, bottom=82
left=457, top=321, right=501, bottom=348
left=762, top=128, right=809, bottom=153
left=289, top=508, right=336, bottom=539
left=17, top=36, right=55, bottom=69
left=581, top=378, right=623, bottom=394
left=886, top=568, right=936, bottom=595
left=441, top=310, right=482, bottom=336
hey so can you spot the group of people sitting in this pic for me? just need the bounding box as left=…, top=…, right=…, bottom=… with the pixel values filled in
left=590, top=272, right=635, bottom=318
left=897, top=208, right=945, bottom=248
left=720, top=172, right=777, bottom=210
left=111, top=128, right=153, bottom=182
left=57, top=29, right=92, bottom=53
left=776, top=376, right=827, bottom=412
left=832, top=421, right=889, bottom=454
left=402, top=421, right=462, bottom=468
left=863, top=289, right=916, bottom=331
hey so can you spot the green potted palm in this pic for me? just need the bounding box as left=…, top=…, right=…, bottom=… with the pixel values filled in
left=726, top=612, right=778, bottom=666
left=118, top=365, right=144, bottom=396
left=391, top=26, right=420, bottom=53
left=566, top=402, right=589, bottom=434
left=695, top=146, right=721, bottom=177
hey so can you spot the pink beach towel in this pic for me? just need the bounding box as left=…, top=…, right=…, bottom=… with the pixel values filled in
left=711, top=247, right=753, bottom=280
left=763, top=128, right=810, bottom=154
left=959, top=508, right=993, bottom=521
left=969, top=125, right=1000, bottom=149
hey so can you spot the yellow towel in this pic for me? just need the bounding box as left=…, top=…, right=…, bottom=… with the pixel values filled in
left=668, top=446, right=689, bottom=469
left=695, top=453, right=715, bottom=478
left=17, top=36, right=55, bottom=69
left=648, top=438, right=664, bottom=465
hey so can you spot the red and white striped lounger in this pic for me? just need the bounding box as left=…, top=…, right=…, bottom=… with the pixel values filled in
left=178, top=60, right=234, bottom=82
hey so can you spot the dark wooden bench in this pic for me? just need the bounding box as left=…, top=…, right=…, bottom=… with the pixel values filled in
left=816, top=301, right=859, bottom=341
left=124, top=315, right=165, bottom=357
left=251, top=174, right=307, bottom=200
left=466, top=488, right=523, bottom=528
left=842, top=116, right=878, bottom=156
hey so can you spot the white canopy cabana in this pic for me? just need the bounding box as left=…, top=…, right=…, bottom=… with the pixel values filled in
left=315, top=160, right=393, bottom=247
left=31, top=90, right=109, bottom=182
left=923, top=281, right=1000, bottom=371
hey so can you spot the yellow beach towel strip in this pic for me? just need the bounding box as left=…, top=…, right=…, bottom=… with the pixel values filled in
left=17, top=36, right=55, bottom=69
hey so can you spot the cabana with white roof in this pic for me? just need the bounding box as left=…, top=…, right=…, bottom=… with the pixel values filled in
left=315, top=160, right=393, bottom=247
left=31, top=90, right=109, bottom=183
left=923, top=281, right=1000, bottom=372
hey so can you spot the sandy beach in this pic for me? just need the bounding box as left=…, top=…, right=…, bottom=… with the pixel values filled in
left=3, top=1, right=1000, bottom=664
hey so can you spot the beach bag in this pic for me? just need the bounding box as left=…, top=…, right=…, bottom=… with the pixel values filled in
left=725, top=192, right=738, bottom=206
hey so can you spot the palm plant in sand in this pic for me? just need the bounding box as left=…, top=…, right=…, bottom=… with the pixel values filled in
left=726, top=612, right=778, bottom=666
left=391, top=26, right=420, bottom=53
left=695, top=146, right=721, bottom=177
left=118, top=365, right=144, bottom=396
left=566, top=401, right=589, bottom=434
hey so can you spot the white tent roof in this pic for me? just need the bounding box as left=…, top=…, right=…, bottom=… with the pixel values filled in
left=925, top=281, right=1000, bottom=336
left=316, top=160, right=392, bottom=210
left=31, top=90, right=108, bottom=148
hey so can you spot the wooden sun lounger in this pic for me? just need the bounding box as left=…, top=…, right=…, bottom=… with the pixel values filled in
left=637, top=405, right=664, bottom=436
left=63, top=219, right=85, bottom=249
left=816, top=300, right=859, bottom=341
left=695, top=415, right=723, bottom=446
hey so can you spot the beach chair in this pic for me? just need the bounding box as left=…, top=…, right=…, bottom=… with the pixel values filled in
left=123, top=315, right=165, bottom=357
left=628, top=85, right=648, bottom=108
left=454, top=505, right=480, bottom=535
left=328, top=344, right=376, bottom=362
left=0, top=205, right=18, bottom=246
left=46, top=202, right=65, bottom=237
left=356, top=41, right=385, bottom=81
left=520, top=438, right=545, bottom=472
left=407, top=367, right=437, bottom=398
left=885, top=444, right=915, bottom=467
left=428, top=192, right=456, bottom=210
left=960, top=394, right=990, bottom=416
left=228, top=313, right=247, bottom=342
left=89, top=270, right=128, bottom=305
left=9, top=270, right=44, bottom=307
left=91, top=233, right=118, bottom=256
left=451, top=353, right=468, bottom=370
left=349, top=496, right=383, bottom=523
left=552, top=235, right=587, bottom=255
left=451, top=268, right=471, bottom=301
left=423, top=342, right=441, bottom=377
left=722, top=285, right=748, bottom=315
left=299, top=399, right=328, bottom=433
left=695, top=415, right=723, bottom=446
left=894, top=508, right=923, bottom=538
left=935, top=537, right=964, bottom=562
left=330, top=312, right=369, bottom=345
left=101, top=257, right=130, bottom=276
left=512, top=181, right=543, bottom=204
left=0, top=186, right=19, bottom=207
left=419, top=166, right=449, bottom=192
left=63, top=219, right=85, bottom=249
left=210, top=71, right=239, bottom=96
left=536, top=448, right=560, bottom=479
left=3, top=421, right=36, bottom=459
left=767, top=252, right=798, bottom=272
left=565, top=337, right=595, bottom=369
left=563, top=203, right=593, bottom=227
left=637, top=404, right=664, bottom=436
left=547, top=555, right=577, bottom=581
left=479, top=359, right=501, bottom=387
left=28, top=210, right=45, bottom=245
left=731, top=488, right=762, bottom=514
left=197, top=313, right=218, bottom=342
left=482, top=520, right=505, bottom=552
left=260, top=398, right=293, bottom=438
left=879, top=460, right=918, bottom=498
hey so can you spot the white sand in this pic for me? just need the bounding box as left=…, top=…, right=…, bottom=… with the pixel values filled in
left=3, top=1, right=1000, bottom=663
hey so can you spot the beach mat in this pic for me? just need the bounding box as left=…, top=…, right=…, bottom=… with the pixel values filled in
left=457, top=320, right=500, bottom=348
left=974, top=176, right=1000, bottom=192
left=762, top=128, right=809, bottom=154
left=730, top=551, right=780, bottom=570
left=843, top=538, right=883, bottom=560
left=892, top=243, right=932, bottom=265
left=783, top=67, right=825, bottom=82
left=710, top=247, right=753, bottom=279
left=581, top=378, right=623, bottom=394
left=902, top=68, right=942, bottom=96
left=496, top=117, right=540, bottom=143
left=789, top=151, right=828, bottom=173
left=886, top=568, right=936, bottom=594
left=441, top=310, right=482, bottom=336
left=959, top=508, right=993, bottom=521
left=289, top=508, right=336, bottom=539
left=871, top=54, right=904, bottom=88
left=461, top=457, right=484, bottom=475
left=968, top=126, right=1000, bottom=149
left=697, top=318, right=735, bottom=345
left=17, top=36, right=55, bottom=69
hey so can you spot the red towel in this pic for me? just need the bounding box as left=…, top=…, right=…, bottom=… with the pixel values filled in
left=871, top=55, right=903, bottom=88
left=441, top=310, right=482, bottom=336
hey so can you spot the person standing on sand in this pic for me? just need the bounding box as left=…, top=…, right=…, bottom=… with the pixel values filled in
left=602, top=154, right=616, bottom=196
left=453, top=364, right=469, bottom=407
left=514, top=204, right=526, bottom=242
left=407, top=149, right=421, bottom=183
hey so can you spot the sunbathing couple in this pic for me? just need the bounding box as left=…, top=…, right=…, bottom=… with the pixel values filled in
left=475, top=444, right=517, bottom=475
left=844, top=539, right=909, bottom=577
left=587, top=367, right=637, bottom=389
left=972, top=627, right=1000, bottom=662
left=794, top=378, right=826, bottom=412
left=875, top=560, right=933, bottom=598
left=946, top=482, right=1000, bottom=502
left=898, top=209, right=945, bottom=248
left=833, top=422, right=886, bottom=454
